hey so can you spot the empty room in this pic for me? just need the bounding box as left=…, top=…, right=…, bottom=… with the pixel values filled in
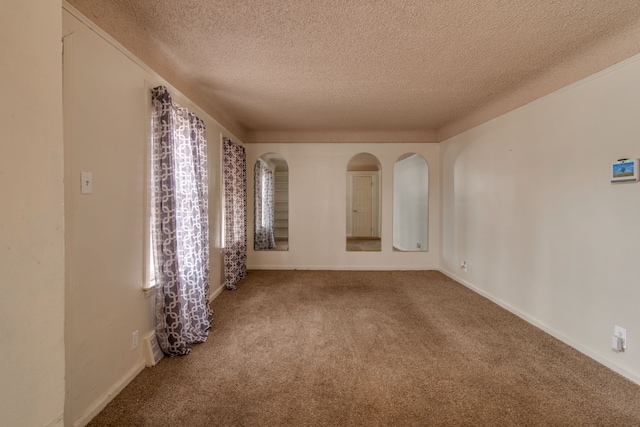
left=3, top=1, right=640, bottom=426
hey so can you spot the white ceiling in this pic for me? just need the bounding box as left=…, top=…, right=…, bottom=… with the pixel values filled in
left=66, top=0, right=640, bottom=142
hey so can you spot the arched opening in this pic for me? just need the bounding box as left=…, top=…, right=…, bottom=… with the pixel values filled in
left=254, top=153, right=288, bottom=251
left=346, top=153, right=381, bottom=251
left=393, top=153, right=428, bottom=251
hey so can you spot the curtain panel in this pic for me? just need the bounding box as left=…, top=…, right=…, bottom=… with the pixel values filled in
left=151, top=86, right=211, bottom=356
left=254, top=159, right=276, bottom=250
left=223, top=137, right=247, bottom=290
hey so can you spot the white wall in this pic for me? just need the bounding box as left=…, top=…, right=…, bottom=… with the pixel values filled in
left=0, top=1, right=65, bottom=426
left=63, top=6, right=234, bottom=425
left=246, top=143, right=440, bottom=270
left=441, top=54, right=640, bottom=384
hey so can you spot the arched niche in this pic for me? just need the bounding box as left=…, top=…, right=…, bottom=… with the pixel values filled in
left=346, top=153, right=381, bottom=251
left=393, top=153, right=428, bottom=251
left=254, top=153, right=288, bottom=251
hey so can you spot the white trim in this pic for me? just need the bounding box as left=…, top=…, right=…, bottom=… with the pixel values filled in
left=246, top=265, right=438, bottom=271
left=142, top=284, right=156, bottom=299
left=143, top=79, right=156, bottom=295
left=73, top=361, right=145, bottom=427
left=209, top=282, right=226, bottom=303
left=437, top=267, right=640, bottom=387
left=44, top=413, right=64, bottom=427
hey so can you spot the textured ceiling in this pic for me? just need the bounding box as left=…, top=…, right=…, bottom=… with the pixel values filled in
left=65, top=0, right=640, bottom=142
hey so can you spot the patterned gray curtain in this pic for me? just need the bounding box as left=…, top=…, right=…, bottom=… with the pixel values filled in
left=223, top=137, right=247, bottom=290
left=151, top=86, right=211, bottom=356
left=254, top=159, right=276, bottom=250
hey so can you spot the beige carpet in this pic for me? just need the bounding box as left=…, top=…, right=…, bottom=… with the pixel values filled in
left=88, top=270, right=640, bottom=426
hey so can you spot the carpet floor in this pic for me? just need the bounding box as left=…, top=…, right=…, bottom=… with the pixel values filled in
left=88, top=270, right=640, bottom=426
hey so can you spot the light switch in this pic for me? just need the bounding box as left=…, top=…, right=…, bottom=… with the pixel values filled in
left=81, top=171, right=92, bottom=194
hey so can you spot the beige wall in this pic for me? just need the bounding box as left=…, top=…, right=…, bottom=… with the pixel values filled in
left=441, top=54, right=640, bottom=384
left=0, top=1, right=65, bottom=426
left=246, top=143, right=440, bottom=270
left=63, top=7, right=231, bottom=425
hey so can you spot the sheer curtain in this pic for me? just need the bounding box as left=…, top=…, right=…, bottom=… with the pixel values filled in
left=223, top=137, right=247, bottom=290
left=151, top=86, right=211, bottom=356
left=254, top=159, right=276, bottom=250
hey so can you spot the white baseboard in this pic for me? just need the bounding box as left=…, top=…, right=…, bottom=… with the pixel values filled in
left=209, top=282, right=226, bottom=303
left=438, top=267, right=640, bottom=387
left=44, top=413, right=64, bottom=427
left=73, top=361, right=145, bottom=427
left=246, top=264, right=439, bottom=271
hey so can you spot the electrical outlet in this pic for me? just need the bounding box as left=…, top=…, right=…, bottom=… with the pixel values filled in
left=613, top=325, right=627, bottom=351
left=132, top=330, right=139, bottom=350
left=81, top=171, right=92, bottom=194
left=460, top=261, right=468, bottom=272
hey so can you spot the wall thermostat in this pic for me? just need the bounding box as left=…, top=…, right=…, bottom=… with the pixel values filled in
left=611, top=158, right=639, bottom=183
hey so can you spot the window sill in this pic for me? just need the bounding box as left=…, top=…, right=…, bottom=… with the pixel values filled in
left=143, top=284, right=157, bottom=299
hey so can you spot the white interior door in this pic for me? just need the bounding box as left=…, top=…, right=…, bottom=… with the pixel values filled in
left=352, top=175, right=373, bottom=237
